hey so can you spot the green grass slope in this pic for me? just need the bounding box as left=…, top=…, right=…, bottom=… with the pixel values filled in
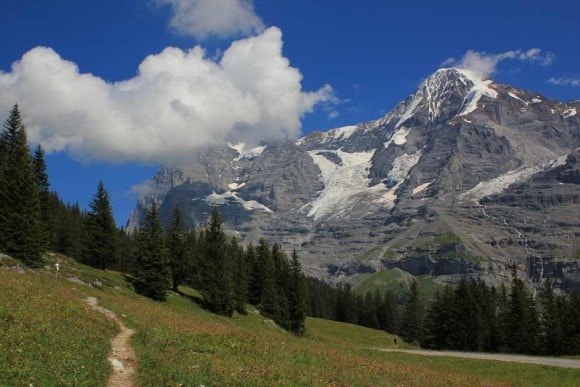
left=1, top=253, right=579, bottom=386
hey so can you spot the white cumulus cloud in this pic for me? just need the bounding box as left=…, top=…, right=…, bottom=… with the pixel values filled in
left=0, top=27, right=335, bottom=163
left=155, top=0, right=264, bottom=39
left=444, top=48, right=554, bottom=78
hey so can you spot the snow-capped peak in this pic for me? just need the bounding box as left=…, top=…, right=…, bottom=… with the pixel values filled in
left=453, top=68, right=498, bottom=116
left=391, top=67, right=494, bottom=128
left=229, top=142, right=267, bottom=160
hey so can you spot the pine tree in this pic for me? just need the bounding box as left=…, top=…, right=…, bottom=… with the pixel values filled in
left=359, top=291, right=379, bottom=329
left=55, top=201, right=85, bottom=259
left=230, top=236, right=249, bottom=314
left=538, top=279, right=563, bottom=355
left=253, top=238, right=279, bottom=318
left=380, top=290, right=399, bottom=334
left=32, top=144, right=53, bottom=247
left=132, top=202, right=170, bottom=301
left=272, top=244, right=290, bottom=328
left=447, top=278, right=481, bottom=351
left=166, top=205, right=188, bottom=292
left=400, top=280, right=423, bottom=345
left=200, top=207, right=235, bottom=316
left=182, top=229, right=198, bottom=288
left=422, top=286, right=455, bottom=349
left=246, top=243, right=260, bottom=305
left=191, top=229, right=205, bottom=289
left=0, top=105, right=43, bottom=267
left=505, top=267, right=539, bottom=354
left=560, top=291, right=580, bottom=355
left=336, top=283, right=358, bottom=324
left=85, top=180, right=117, bottom=270
left=287, top=250, right=306, bottom=335
left=495, top=283, right=510, bottom=352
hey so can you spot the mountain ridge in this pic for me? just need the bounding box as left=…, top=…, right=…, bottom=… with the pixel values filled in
left=128, top=66, right=580, bottom=292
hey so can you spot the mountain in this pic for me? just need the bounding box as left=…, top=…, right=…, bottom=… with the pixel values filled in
left=128, top=67, right=580, bottom=292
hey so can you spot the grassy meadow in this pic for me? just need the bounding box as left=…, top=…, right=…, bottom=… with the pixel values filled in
left=1, top=253, right=579, bottom=386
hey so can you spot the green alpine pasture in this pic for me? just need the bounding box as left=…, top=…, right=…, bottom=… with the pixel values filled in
left=1, top=253, right=579, bottom=386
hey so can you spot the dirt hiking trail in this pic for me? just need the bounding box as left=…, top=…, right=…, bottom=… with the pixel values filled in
left=85, top=297, right=137, bottom=387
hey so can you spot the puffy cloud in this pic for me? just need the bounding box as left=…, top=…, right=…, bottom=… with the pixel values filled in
left=155, top=0, right=264, bottom=39
left=444, top=48, right=554, bottom=78
left=0, top=27, right=334, bottom=163
left=548, top=77, right=580, bottom=87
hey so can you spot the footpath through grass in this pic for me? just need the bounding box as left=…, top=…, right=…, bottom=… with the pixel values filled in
left=1, top=253, right=580, bottom=386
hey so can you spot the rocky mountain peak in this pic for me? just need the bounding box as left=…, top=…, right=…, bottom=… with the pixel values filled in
left=128, top=67, right=580, bottom=292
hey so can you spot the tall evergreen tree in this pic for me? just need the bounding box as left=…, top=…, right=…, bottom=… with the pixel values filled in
left=447, top=279, right=481, bottom=351
left=55, top=201, right=85, bottom=259
left=495, top=283, right=510, bottom=352
left=0, top=105, right=43, bottom=266
left=85, top=180, right=117, bottom=270
left=253, top=238, right=279, bottom=318
left=505, top=267, right=539, bottom=354
left=336, top=283, right=358, bottom=324
left=400, top=280, right=424, bottom=344
left=560, top=291, right=580, bottom=355
left=538, top=279, right=563, bottom=355
left=32, top=144, right=53, bottom=247
left=379, top=290, right=399, bottom=334
left=246, top=243, right=261, bottom=305
left=200, top=207, right=235, bottom=316
left=132, top=202, right=170, bottom=301
left=166, top=205, right=188, bottom=292
left=422, top=285, right=454, bottom=349
left=230, top=236, right=249, bottom=314
left=272, top=243, right=290, bottom=328
left=359, top=291, right=379, bottom=329
left=287, top=250, right=306, bottom=335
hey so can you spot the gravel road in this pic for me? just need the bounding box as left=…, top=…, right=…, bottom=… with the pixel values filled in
left=375, top=349, right=580, bottom=369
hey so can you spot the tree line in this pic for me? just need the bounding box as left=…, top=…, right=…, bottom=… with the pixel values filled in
left=306, top=270, right=580, bottom=355
left=129, top=204, right=307, bottom=335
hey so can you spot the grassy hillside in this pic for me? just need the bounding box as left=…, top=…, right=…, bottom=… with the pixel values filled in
left=1, top=253, right=579, bottom=386
left=351, top=268, right=441, bottom=300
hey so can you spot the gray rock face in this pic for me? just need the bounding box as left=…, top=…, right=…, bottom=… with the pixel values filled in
left=128, top=68, right=580, bottom=292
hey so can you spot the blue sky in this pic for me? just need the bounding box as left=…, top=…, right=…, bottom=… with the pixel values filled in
left=1, top=0, right=578, bottom=225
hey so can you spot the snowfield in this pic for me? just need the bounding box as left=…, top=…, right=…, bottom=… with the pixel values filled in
left=205, top=190, right=273, bottom=213
left=460, top=154, right=569, bottom=202
left=306, top=148, right=423, bottom=220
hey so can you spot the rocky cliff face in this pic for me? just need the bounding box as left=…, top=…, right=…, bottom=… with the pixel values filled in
left=128, top=68, right=580, bottom=292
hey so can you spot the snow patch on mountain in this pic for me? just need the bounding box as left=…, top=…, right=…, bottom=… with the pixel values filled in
left=460, top=154, right=569, bottom=202
left=563, top=108, right=577, bottom=118
left=413, top=181, right=432, bottom=195
left=327, top=125, right=358, bottom=141
left=305, top=146, right=425, bottom=219
left=460, top=166, right=541, bottom=202
left=375, top=149, right=424, bottom=203
left=228, top=182, right=246, bottom=190
left=306, top=149, right=375, bottom=219
left=384, top=126, right=411, bottom=149
left=456, top=69, right=497, bottom=116
left=508, top=91, right=528, bottom=105
left=205, top=190, right=273, bottom=213
left=388, top=150, right=423, bottom=183
left=396, top=94, right=422, bottom=128
left=229, top=143, right=267, bottom=160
